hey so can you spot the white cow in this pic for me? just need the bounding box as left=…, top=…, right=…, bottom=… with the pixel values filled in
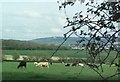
left=34, top=62, right=49, bottom=68
left=34, top=62, right=38, bottom=66
left=78, top=63, right=84, bottom=67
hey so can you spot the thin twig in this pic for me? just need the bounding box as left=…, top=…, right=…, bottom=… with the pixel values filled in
left=50, top=32, right=74, bottom=58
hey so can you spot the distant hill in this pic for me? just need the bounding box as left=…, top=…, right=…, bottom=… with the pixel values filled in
left=2, top=39, right=71, bottom=50
left=30, top=37, right=88, bottom=46
left=2, top=37, right=119, bottom=50
left=2, top=39, right=40, bottom=50
left=30, top=36, right=119, bottom=46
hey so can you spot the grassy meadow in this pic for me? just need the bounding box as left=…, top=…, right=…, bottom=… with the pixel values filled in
left=2, top=50, right=119, bottom=80
left=2, top=50, right=117, bottom=59
left=2, top=62, right=118, bottom=80
left=2, top=50, right=87, bottom=58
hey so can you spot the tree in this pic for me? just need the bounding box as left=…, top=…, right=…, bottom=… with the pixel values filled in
left=52, top=0, right=120, bottom=80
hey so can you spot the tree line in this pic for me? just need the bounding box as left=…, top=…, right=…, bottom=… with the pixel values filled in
left=2, top=39, right=71, bottom=50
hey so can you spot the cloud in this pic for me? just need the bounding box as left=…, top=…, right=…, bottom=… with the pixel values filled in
left=58, top=16, right=66, bottom=25
left=3, top=28, right=16, bottom=32
left=15, top=10, right=41, bottom=18
left=50, top=28, right=63, bottom=33
left=1, top=0, right=57, bottom=2
left=27, top=29, right=33, bottom=33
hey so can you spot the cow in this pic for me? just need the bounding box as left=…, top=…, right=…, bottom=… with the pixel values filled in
left=65, top=63, right=71, bottom=67
left=49, top=62, right=52, bottom=65
left=72, top=62, right=78, bottom=66
left=17, top=61, right=27, bottom=69
left=34, top=62, right=49, bottom=68
left=78, top=63, right=84, bottom=67
left=72, top=61, right=80, bottom=66
left=34, top=62, right=38, bottom=66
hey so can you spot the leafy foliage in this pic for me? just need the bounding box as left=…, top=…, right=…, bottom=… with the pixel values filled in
left=55, top=0, right=120, bottom=80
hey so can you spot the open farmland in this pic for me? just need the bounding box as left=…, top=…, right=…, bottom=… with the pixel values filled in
left=2, top=50, right=87, bottom=58
left=2, top=50, right=119, bottom=80
left=2, top=62, right=118, bottom=80
left=2, top=50, right=117, bottom=58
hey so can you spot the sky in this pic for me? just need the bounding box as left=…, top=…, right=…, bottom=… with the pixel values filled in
left=1, top=0, right=109, bottom=40
left=1, top=1, right=66, bottom=40
left=1, top=0, right=85, bottom=40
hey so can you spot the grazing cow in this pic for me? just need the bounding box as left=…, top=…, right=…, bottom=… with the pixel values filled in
left=72, top=61, right=80, bottom=66
left=34, top=62, right=49, bottom=68
left=41, top=64, right=47, bottom=67
left=72, top=62, right=78, bottom=66
left=65, top=63, right=71, bottom=67
left=34, top=62, right=38, bottom=66
left=17, top=61, right=27, bottom=69
left=78, top=63, right=84, bottom=67
left=87, top=63, right=99, bottom=70
left=50, top=62, right=52, bottom=65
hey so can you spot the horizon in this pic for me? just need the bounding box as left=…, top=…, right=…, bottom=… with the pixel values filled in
left=1, top=0, right=113, bottom=40
left=0, top=0, right=97, bottom=40
left=0, top=36, right=85, bottom=41
left=1, top=1, right=87, bottom=40
left=1, top=1, right=66, bottom=40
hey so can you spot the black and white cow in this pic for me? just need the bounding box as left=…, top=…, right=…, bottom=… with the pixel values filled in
left=17, top=61, right=27, bottom=69
left=65, top=63, right=71, bottom=67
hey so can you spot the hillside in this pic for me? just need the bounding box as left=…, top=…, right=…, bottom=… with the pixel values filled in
left=30, top=37, right=88, bottom=46
left=2, top=39, right=70, bottom=50
left=30, top=37, right=119, bottom=46
left=2, top=37, right=119, bottom=50
left=2, top=39, right=39, bottom=50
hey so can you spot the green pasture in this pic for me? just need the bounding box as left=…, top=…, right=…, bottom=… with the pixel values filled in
left=2, top=50, right=117, bottom=58
left=2, top=62, right=118, bottom=80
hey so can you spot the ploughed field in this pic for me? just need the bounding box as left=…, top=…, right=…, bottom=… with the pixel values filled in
left=2, top=62, right=118, bottom=80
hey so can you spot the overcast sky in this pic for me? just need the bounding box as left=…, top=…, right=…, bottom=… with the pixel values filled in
left=1, top=0, right=105, bottom=40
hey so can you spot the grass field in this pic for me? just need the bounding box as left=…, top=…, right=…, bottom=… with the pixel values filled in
left=2, top=62, right=118, bottom=80
left=2, top=50, right=117, bottom=58
left=2, top=50, right=87, bottom=58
